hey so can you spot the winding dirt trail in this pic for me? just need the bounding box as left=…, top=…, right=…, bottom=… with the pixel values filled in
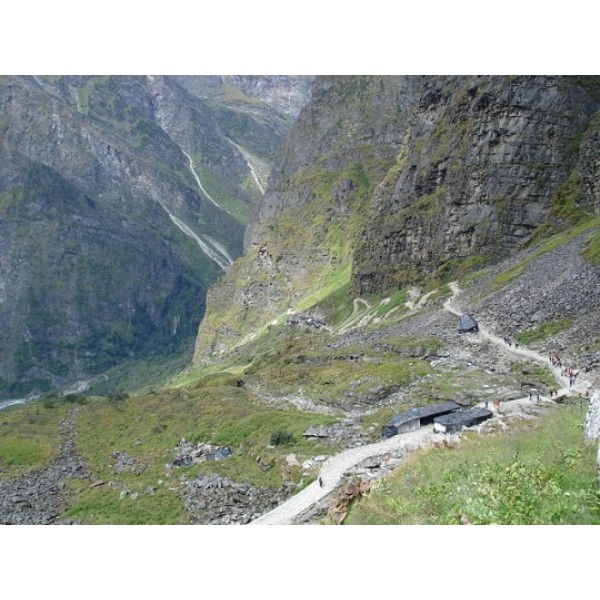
left=251, top=281, right=591, bottom=525
left=338, top=298, right=371, bottom=334
left=445, top=282, right=592, bottom=394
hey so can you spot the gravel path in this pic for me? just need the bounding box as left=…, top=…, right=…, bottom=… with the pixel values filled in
left=446, top=282, right=592, bottom=396
left=250, top=425, right=436, bottom=525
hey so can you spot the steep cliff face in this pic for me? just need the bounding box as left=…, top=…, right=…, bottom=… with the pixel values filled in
left=223, top=76, right=313, bottom=119
left=353, top=76, right=600, bottom=293
left=195, top=75, right=600, bottom=362
left=175, top=75, right=312, bottom=164
left=0, top=75, right=303, bottom=397
left=195, top=76, right=421, bottom=360
left=578, top=111, right=600, bottom=216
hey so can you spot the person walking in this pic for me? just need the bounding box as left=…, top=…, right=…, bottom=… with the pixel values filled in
left=318, top=476, right=323, bottom=488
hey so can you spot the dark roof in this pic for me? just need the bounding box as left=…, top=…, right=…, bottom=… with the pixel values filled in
left=385, top=401, right=461, bottom=427
left=434, top=407, right=493, bottom=431
left=458, top=314, right=478, bottom=331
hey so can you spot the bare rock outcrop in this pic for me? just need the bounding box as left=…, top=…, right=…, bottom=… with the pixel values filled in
left=354, top=76, right=600, bottom=294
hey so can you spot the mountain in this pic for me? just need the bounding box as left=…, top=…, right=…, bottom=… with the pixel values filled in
left=1, top=76, right=599, bottom=526
left=0, top=75, right=311, bottom=398
left=353, top=76, right=600, bottom=294
left=194, top=76, right=600, bottom=363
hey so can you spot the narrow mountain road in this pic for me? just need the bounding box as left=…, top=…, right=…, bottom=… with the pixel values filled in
left=251, top=280, right=592, bottom=525
left=251, top=426, right=436, bottom=525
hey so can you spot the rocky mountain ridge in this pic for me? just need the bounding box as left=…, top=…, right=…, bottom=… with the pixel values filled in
left=1, top=75, right=598, bottom=526
left=195, top=75, right=600, bottom=362
left=0, top=75, right=311, bottom=398
left=195, top=76, right=419, bottom=359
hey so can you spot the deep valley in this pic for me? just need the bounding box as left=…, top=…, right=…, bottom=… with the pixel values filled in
left=1, top=75, right=599, bottom=525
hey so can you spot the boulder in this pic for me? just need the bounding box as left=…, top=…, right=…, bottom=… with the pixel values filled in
left=303, top=426, right=329, bottom=438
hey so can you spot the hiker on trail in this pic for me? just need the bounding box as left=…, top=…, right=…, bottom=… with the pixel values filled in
left=319, top=477, right=323, bottom=488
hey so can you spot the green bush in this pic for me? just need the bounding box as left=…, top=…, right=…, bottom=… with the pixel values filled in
left=42, top=395, right=57, bottom=409
left=449, top=458, right=600, bottom=524
left=64, top=393, right=90, bottom=405
left=345, top=405, right=600, bottom=524
left=270, top=430, right=295, bottom=446
left=107, top=391, right=129, bottom=403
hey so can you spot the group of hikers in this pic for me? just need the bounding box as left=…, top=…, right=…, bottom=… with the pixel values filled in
left=549, top=351, right=563, bottom=367
left=503, top=336, right=519, bottom=348
left=549, top=351, right=579, bottom=387
left=563, top=366, right=579, bottom=387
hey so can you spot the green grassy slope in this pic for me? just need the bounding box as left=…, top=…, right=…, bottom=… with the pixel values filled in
left=345, top=403, right=600, bottom=525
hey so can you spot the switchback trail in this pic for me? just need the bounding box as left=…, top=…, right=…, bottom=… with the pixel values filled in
left=251, top=281, right=591, bottom=525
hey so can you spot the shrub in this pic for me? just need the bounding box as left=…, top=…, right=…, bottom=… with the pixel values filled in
left=107, top=391, right=129, bottom=403
left=42, top=395, right=57, bottom=409
left=270, top=430, right=295, bottom=446
left=64, top=393, right=90, bottom=405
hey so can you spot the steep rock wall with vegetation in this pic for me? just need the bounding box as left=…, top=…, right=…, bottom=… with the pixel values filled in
left=352, top=76, right=600, bottom=293
left=195, top=76, right=600, bottom=363
left=0, top=75, right=306, bottom=397
left=194, top=76, right=421, bottom=361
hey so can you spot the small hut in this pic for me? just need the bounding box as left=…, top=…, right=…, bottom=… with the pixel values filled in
left=458, top=314, right=479, bottom=333
left=303, top=425, right=329, bottom=439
